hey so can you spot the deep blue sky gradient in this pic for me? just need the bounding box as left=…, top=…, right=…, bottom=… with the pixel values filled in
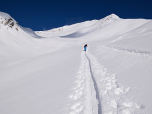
left=1, top=0, right=152, bottom=31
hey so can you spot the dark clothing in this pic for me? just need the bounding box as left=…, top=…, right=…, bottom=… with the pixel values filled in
left=84, top=44, right=87, bottom=51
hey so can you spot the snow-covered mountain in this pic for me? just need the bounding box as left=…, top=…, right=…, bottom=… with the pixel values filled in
left=0, top=12, right=19, bottom=30
left=0, top=11, right=152, bottom=114
left=0, top=12, right=41, bottom=38
left=36, top=14, right=120, bottom=38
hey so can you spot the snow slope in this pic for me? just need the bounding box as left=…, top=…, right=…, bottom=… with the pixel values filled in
left=0, top=11, right=152, bottom=114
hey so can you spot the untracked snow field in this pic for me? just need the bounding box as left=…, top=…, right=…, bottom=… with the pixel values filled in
left=0, top=12, right=152, bottom=114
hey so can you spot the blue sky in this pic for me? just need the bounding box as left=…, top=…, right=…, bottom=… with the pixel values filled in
left=1, top=0, right=152, bottom=31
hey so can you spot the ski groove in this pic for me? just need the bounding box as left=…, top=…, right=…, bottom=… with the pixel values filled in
left=68, top=51, right=98, bottom=114
left=85, top=52, right=102, bottom=114
left=67, top=50, right=145, bottom=114
left=86, top=51, right=146, bottom=114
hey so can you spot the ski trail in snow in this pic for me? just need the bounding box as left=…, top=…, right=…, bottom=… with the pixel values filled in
left=66, top=51, right=145, bottom=114
left=67, top=52, right=98, bottom=114
left=85, top=52, right=102, bottom=114
left=86, top=51, right=146, bottom=114
left=84, top=52, right=98, bottom=114
left=106, top=46, right=152, bottom=56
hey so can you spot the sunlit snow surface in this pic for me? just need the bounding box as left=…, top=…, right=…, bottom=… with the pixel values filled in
left=0, top=11, right=152, bottom=114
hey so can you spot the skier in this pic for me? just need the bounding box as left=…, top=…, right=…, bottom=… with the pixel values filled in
left=84, top=44, right=88, bottom=51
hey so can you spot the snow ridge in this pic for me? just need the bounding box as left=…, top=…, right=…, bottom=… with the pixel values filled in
left=36, top=27, right=64, bottom=34
left=35, top=14, right=120, bottom=37
left=0, top=11, right=19, bottom=31
left=95, top=14, right=120, bottom=29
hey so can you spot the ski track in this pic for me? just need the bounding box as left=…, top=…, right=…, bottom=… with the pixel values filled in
left=66, top=51, right=145, bottom=114
left=106, top=46, right=152, bottom=57
left=66, top=51, right=98, bottom=114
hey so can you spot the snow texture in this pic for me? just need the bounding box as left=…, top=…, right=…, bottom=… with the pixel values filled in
left=0, top=11, right=152, bottom=114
